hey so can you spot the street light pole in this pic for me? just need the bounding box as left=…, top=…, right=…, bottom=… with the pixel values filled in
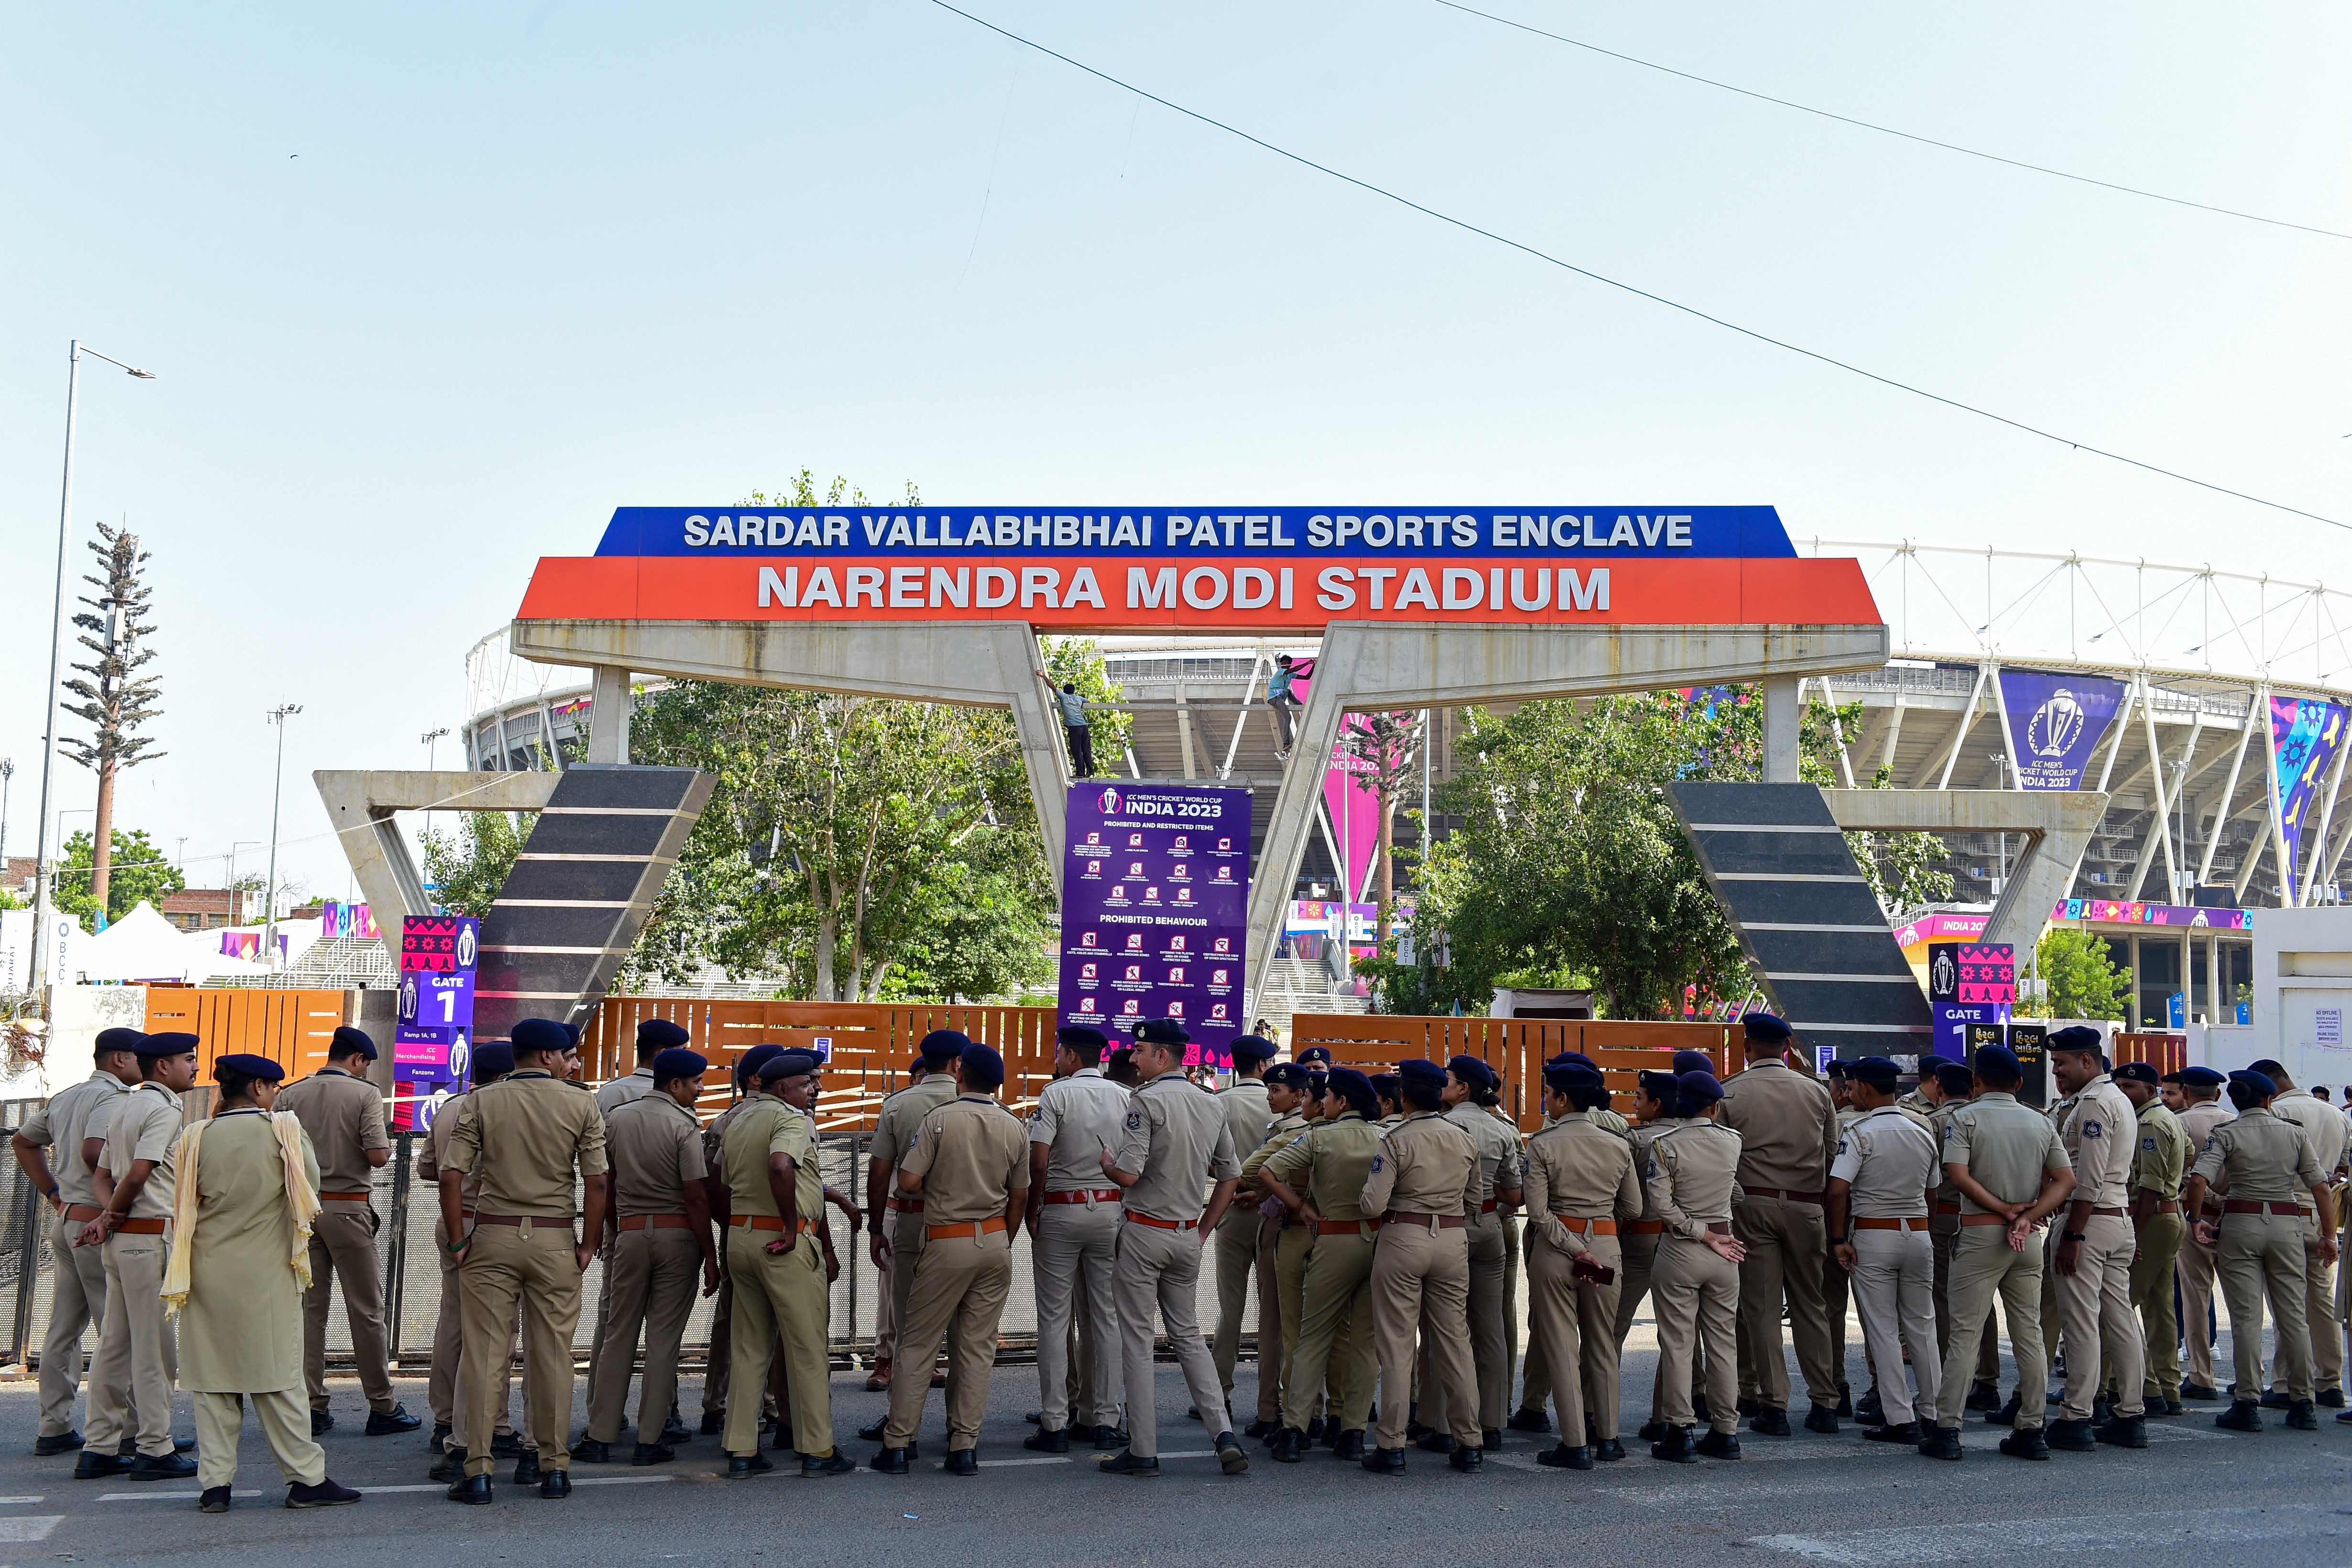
left=0, top=757, right=14, bottom=871
left=262, top=705, right=302, bottom=969
left=422, top=727, right=449, bottom=771
left=28, top=341, right=154, bottom=1010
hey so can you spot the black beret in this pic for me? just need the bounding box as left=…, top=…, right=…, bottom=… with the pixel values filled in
left=760, top=1047, right=825, bottom=1082
left=735, top=1043, right=783, bottom=1086
left=331, top=1026, right=378, bottom=1061
left=2047, top=1025, right=2103, bottom=1054
left=1296, top=1046, right=1334, bottom=1067
left=652, top=1047, right=708, bottom=1082
left=918, top=1029, right=972, bottom=1063
left=1824, top=1060, right=1852, bottom=1080
left=511, top=1018, right=573, bottom=1056
left=1934, top=1062, right=1975, bottom=1096
left=1851, top=1056, right=1902, bottom=1092
left=637, top=1018, right=691, bottom=1051
left=1741, top=1012, right=1792, bottom=1045
left=1447, top=1054, right=1496, bottom=1091
left=471, top=1042, right=515, bottom=1079
left=1327, top=1068, right=1378, bottom=1114
left=1370, top=1072, right=1402, bottom=1097
left=1057, top=1024, right=1110, bottom=1053
left=1677, top=1070, right=1726, bottom=1105
left=214, top=1053, right=284, bottom=1082
left=2177, top=1065, right=2227, bottom=1088
left=1671, top=1049, right=1715, bottom=1075
left=2228, top=1069, right=2276, bottom=1098
left=1397, top=1059, right=1448, bottom=1089
left=1973, top=1044, right=2022, bottom=1077
left=1548, top=1051, right=1599, bottom=1071
left=1546, top=1063, right=1604, bottom=1095
left=1134, top=1017, right=1190, bottom=1046
left=960, top=1045, right=1006, bottom=1091
left=2111, top=1060, right=2159, bottom=1086
left=1228, top=1034, right=1278, bottom=1064
left=94, top=1027, right=146, bottom=1056
left=1637, top=1068, right=1681, bottom=1101
left=135, top=1032, right=199, bottom=1058
left=1264, top=1063, right=1311, bottom=1091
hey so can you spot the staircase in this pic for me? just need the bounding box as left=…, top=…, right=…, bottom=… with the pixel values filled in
left=234, top=934, right=397, bottom=991
left=1254, top=954, right=1372, bottom=1041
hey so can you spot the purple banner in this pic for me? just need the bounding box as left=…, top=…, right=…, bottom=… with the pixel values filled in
left=1058, top=782, right=1251, bottom=1070
left=2272, top=697, right=2349, bottom=901
left=1999, top=669, right=2128, bottom=790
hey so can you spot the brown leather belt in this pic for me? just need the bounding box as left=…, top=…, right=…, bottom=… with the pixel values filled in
left=1557, top=1217, right=1617, bottom=1236
left=1703, top=1221, right=1732, bottom=1236
left=1742, top=1187, right=1824, bottom=1206
left=1126, top=1212, right=1200, bottom=1231
left=1625, top=1220, right=1666, bottom=1235
left=113, top=1218, right=167, bottom=1235
left=2222, top=1199, right=2302, bottom=1216
left=1314, top=1218, right=1378, bottom=1235
left=64, top=1203, right=103, bottom=1222
left=2087, top=1206, right=2126, bottom=1217
left=473, top=1213, right=574, bottom=1227
left=886, top=1197, right=924, bottom=1213
left=1960, top=1213, right=2012, bottom=1227
left=1042, top=1189, right=1123, bottom=1204
left=926, top=1217, right=1008, bottom=1242
left=1935, top=1199, right=1962, bottom=1215
left=320, top=1191, right=372, bottom=1203
left=730, top=1215, right=813, bottom=1233
left=1388, top=1211, right=1468, bottom=1230
left=619, top=1214, right=691, bottom=1231
left=1853, top=1217, right=1930, bottom=1232
left=1480, top=1198, right=1498, bottom=1214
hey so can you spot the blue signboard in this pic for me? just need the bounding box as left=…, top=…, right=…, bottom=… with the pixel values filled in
left=1998, top=669, right=2129, bottom=791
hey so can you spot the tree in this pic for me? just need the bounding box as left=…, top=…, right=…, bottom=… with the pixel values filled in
left=418, top=810, right=534, bottom=918
left=56, top=828, right=184, bottom=932
left=1043, top=636, right=1132, bottom=767
left=61, top=523, right=164, bottom=915
left=2031, top=927, right=2129, bottom=1021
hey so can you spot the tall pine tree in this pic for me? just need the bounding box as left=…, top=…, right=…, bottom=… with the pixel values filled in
left=62, top=523, right=164, bottom=917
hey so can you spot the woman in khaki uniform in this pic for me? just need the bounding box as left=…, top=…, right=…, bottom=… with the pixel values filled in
left=1262, top=1067, right=1384, bottom=1461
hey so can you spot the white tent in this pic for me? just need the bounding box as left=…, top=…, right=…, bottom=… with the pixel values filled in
left=69, top=903, right=255, bottom=984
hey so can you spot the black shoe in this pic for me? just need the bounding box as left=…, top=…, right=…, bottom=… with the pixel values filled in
left=2335, top=1408, right=2352, bottom=1425
left=1594, top=1437, right=1626, bottom=1462
left=130, top=1452, right=198, bottom=1481
left=570, top=1438, right=612, bottom=1464
left=1242, top=1419, right=1274, bottom=1440
left=490, top=1432, right=526, bottom=1458
left=1998, top=1427, right=2051, bottom=1460
left=1317, top=1417, right=1341, bottom=1449
left=804, top=1451, right=857, bottom=1476
left=73, top=1450, right=126, bottom=1481
left=1186, top=1405, right=1202, bottom=1422
left=868, top=1446, right=911, bottom=1474
left=660, top=1415, right=692, bottom=1447
left=1834, top=1386, right=1854, bottom=1418
left=1405, top=1418, right=1434, bottom=1443
left=726, top=1453, right=774, bottom=1479
left=1361, top=1446, right=1407, bottom=1474
left=2259, top=1389, right=2292, bottom=1410
left=2179, top=1382, right=2221, bottom=1401
left=429, top=1422, right=452, bottom=1449
left=1736, top=1395, right=1761, bottom=1418
left=1749, top=1407, right=1791, bottom=1437
left=429, top=1446, right=465, bottom=1483
left=2319, top=1389, right=2346, bottom=1409
left=630, top=1443, right=674, bottom=1466
left=1415, top=1430, right=1455, bottom=1454
left=2046, top=1418, right=2095, bottom=1452
left=1650, top=1425, right=1698, bottom=1464
left=1330, top=1429, right=1364, bottom=1461
left=1866, top=1421, right=1921, bottom=1445
left=1985, top=1394, right=2021, bottom=1427
left=700, top=1411, right=724, bottom=1435
left=1506, top=1407, right=1551, bottom=1434
left=540, top=1470, right=571, bottom=1499
left=1304, top=1416, right=1328, bottom=1446
left=2091, top=1396, right=2115, bottom=1426
left=1803, top=1404, right=1840, bottom=1435
left=2284, top=1400, right=2319, bottom=1431
left=1694, top=1429, right=1741, bottom=1461
left=2146, top=1396, right=2182, bottom=1417
left=1099, top=1449, right=1159, bottom=1476
left=1025, top=1409, right=1045, bottom=1425
left=1537, top=1443, right=1594, bottom=1470
left=33, top=1431, right=84, bottom=1457
left=310, top=1409, right=334, bottom=1437
left=512, top=1454, right=542, bottom=1487
left=1693, top=1393, right=1711, bottom=1424
left=2215, top=1400, right=2263, bottom=1433
left=1086, top=1425, right=1128, bottom=1449
left=1637, top=1419, right=1667, bottom=1442
left=2047, top=1385, right=2065, bottom=1405
left=365, top=1405, right=422, bottom=1436
left=1918, top=1425, right=1964, bottom=1461
left=1482, top=1427, right=1502, bottom=1451
left=200, top=1485, right=232, bottom=1513
left=447, top=1475, right=494, bottom=1504
left=1854, top=1387, right=1884, bottom=1425
left=1962, top=1381, right=1999, bottom=1412
left=770, top=1425, right=797, bottom=1454
left=1216, top=1431, right=1250, bottom=1475
left=130, top=1435, right=194, bottom=1456
left=1448, top=1444, right=1483, bottom=1472
left=1272, top=1427, right=1306, bottom=1463
left=857, top=1418, right=888, bottom=1443
left=944, top=1449, right=979, bottom=1476
left=2095, top=1416, right=2147, bottom=1448
left=287, top=1478, right=362, bottom=1508
left=1024, top=1428, right=1070, bottom=1453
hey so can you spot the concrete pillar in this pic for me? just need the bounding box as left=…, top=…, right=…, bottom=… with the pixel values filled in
left=588, top=665, right=632, bottom=763
left=1762, top=676, right=1801, bottom=783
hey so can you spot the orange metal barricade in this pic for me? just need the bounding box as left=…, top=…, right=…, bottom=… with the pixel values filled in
left=141, top=988, right=352, bottom=1081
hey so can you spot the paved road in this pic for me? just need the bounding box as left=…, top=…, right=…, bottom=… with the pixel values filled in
left=3, top=1336, right=2348, bottom=1567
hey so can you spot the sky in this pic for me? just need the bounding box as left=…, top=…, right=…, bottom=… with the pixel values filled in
left=4, top=1, right=2348, bottom=905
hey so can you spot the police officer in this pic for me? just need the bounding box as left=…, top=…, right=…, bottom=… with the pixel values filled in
left=1523, top=1061, right=1641, bottom=1469
left=2112, top=1061, right=2188, bottom=1416
left=12, top=1027, right=136, bottom=1457
left=1024, top=1025, right=1131, bottom=1451
left=1097, top=1018, right=1250, bottom=1478
left=75, top=1031, right=201, bottom=1481
left=1921, top=1045, right=2074, bottom=1463
left=2182, top=1069, right=2338, bottom=1432
left=1511, top=1048, right=1635, bottom=1435
left=276, top=1026, right=418, bottom=1437
left=865, top=1031, right=969, bottom=1423
left=2247, top=1058, right=2351, bottom=1407
left=1646, top=1070, right=1748, bottom=1463
left=1263, top=1066, right=1384, bottom=1462
left=1924, top=1059, right=2003, bottom=1413
left=439, top=1018, right=610, bottom=1503
left=1718, top=1013, right=1842, bottom=1437
left=1240, top=1061, right=1314, bottom=1439
left=697, top=1042, right=781, bottom=1438
left=1211, top=1034, right=1278, bottom=1413
left=421, top=1042, right=528, bottom=1481
left=576, top=1047, right=717, bottom=1466
left=873, top=1045, right=1029, bottom=1473
left=1826, top=1056, right=1941, bottom=1444
left=1622, top=1068, right=1692, bottom=1444
left=1415, top=1055, right=1519, bottom=1449
left=1359, top=1059, right=1483, bottom=1473
left=599, top=1018, right=690, bottom=1117
left=2041, top=1027, right=2145, bottom=1449
left=2168, top=1065, right=2236, bottom=1400
left=717, top=1049, right=855, bottom=1477
left=169, top=1053, right=362, bottom=1513
left=1820, top=1060, right=1862, bottom=1419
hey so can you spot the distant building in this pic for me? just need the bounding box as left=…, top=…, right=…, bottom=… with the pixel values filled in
left=161, top=887, right=253, bottom=932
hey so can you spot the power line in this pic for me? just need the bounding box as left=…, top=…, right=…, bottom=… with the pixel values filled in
left=1432, top=0, right=2352, bottom=244
left=922, top=1, right=2348, bottom=534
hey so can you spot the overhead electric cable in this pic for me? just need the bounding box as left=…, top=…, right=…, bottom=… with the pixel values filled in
left=923, top=0, right=2349, bottom=534
left=1433, top=0, right=2352, bottom=243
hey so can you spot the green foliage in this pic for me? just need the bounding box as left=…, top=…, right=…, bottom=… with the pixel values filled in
left=61, top=523, right=164, bottom=778
left=55, top=828, right=185, bottom=931
left=418, top=811, right=534, bottom=918
left=0, top=886, right=24, bottom=912
left=2032, top=927, right=2130, bottom=1021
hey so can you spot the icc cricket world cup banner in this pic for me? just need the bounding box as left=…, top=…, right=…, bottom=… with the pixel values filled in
left=1998, top=669, right=2129, bottom=791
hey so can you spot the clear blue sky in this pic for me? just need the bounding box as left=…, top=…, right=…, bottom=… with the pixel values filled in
left=4, top=1, right=2347, bottom=902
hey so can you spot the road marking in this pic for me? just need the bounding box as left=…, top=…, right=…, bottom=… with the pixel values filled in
left=0, top=1519, right=63, bottom=1542
left=0, top=1498, right=43, bottom=1506
left=574, top=1474, right=674, bottom=1487
left=974, top=1457, right=1071, bottom=1469
left=97, top=1490, right=266, bottom=1502
left=1748, top=1503, right=2350, bottom=1563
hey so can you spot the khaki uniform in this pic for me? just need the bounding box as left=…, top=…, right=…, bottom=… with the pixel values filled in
left=596, top=1067, right=657, bottom=1119
left=1110, top=1069, right=1242, bottom=1456
left=1027, top=1066, right=1130, bottom=1433
left=1647, top=1119, right=1744, bottom=1433
left=419, top=1092, right=526, bottom=1450
left=719, top=1093, right=834, bottom=1458
left=1361, top=1111, right=1481, bottom=1452
left=1521, top=1105, right=1628, bottom=1416
left=873, top=1075, right=959, bottom=1385
left=2191, top=1108, right=2323, bottom=1399
left=1927, top=1096, right=1995, bottom=1388
left=83, top=1081, right=185, bottom=1459
left=584, top=1091, right=707, bottom=1446
left=18, top=1070, right=128, bottom=1438
left=2268, top=1090, right=2350, bottom=1394
left=275, top=1066, right=395, bottom=1415
left=178, top=1109, right=331, bottom=1491
left=1718, top=1061, right=1840, bottom=1412
left=1831, top=1106, right=1941, bottom=1427
left=2050, top=1074, right=2144, bottom=1420
left=884, top=1094, right=1029, bottom=1449
left=585, top=1064, right=658, bottom=1389
left=1614, top=1118, right=1686, bottom=1424
left=696, top=1096, right=757, bottom=1428
left=1931, top=1091, right=2069, bottom=1434
left=2126, top=1098, right=2189, bottom=1402
left=1267, top=1111, right=1383, bottom=1436
left=1821, top=1105, right=1865, bottom=1398
left=1415, top=1101, right=1519, bottom=1435
left=1241, top=1108, right=1309, bottom=1426
left=2174, top=1097, right=2237, bottom=1388
left=446, top=1069, right=608, bottom=1479
left=1524, top=1111, right=1642, bottom=1446
left=1210, top=1077, right=1273, bottom=1402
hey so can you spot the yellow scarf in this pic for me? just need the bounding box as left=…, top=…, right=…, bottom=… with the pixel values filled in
left=161, top=1111, right=322, bottom=1319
